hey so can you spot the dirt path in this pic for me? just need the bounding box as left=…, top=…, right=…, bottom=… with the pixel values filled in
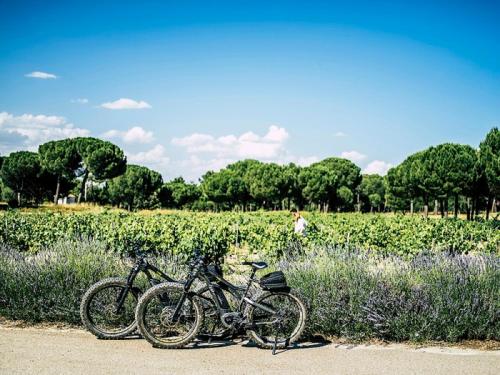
left=0, top=327, right=498, bottom=375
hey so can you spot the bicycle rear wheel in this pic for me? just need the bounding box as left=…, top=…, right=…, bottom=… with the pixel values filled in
left=196, top=285, right=232, bottom=339
left=136, top=282, right=204, bottom=349
left=245, top=291, right=306, bottom=350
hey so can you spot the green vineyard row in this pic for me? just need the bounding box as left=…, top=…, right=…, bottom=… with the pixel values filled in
left=1, top=211, right=498, bottom=258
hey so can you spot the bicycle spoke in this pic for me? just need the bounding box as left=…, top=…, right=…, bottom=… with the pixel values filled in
left=87, top=285, right=136, bottom=334
left=250, top=294, right=302, bottom=344
left=142, top=288, right=198, bottom=344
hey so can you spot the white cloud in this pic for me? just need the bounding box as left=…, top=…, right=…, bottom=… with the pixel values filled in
left=126, top=144, right=170, bottom=174
left=334, top=131, right=347, bottom=137
left=172, top=155, right=235, bottom=181
left=341, top=150, right=366, bottom=162
left=0, top=112, right=89, bottom=154
left=169, top=125, right=319, bottom=180
left=100, top=98, right=151, bottom=110
left=172, top=125, right=290, bottom=160
left=102, top=126, right=154, bottom=144
left=25, top=71, right=57, bottom=79
left=293, top=156, right=320, bottom=166
left=71, top=98, right=89, bottom=104
left=263, top=125, right=289, bottom=142
left=363, top=160, right=393, bottom=175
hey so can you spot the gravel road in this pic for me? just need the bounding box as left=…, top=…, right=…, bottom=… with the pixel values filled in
left=0, top=327, right=498, bottom=375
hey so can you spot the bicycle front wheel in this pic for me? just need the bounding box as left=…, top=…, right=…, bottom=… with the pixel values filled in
left=245, top=291, right=306, bottom=350
left=136, top=282, right=204, bottom=349
left=80, top=277, right=139, bottom=339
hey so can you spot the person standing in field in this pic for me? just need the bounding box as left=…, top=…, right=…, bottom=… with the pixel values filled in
left=291, top=208, right=308, bottom=237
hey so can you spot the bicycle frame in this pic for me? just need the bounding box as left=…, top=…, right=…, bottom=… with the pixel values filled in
left=115, top=257, right=177, bottom=314
left=171, top=263, right=277, bottom=326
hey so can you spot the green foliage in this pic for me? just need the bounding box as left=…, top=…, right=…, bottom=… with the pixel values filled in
left=107, top=164, right=163, bottom=209
left=432, top=143, right=477, bottom=197
left=38, top=139, right=80, bottom=179
left=75, top=137, right=127, bottom=181
left=360, top=174, right=386, bottom=211
left=0, top=151, right=54, bottom=205
left=479, top=127, right=500, bottom=197
left=38, top=139, right=80, bottom=203
left=246, top=163, right=285, bottom=208
left=299, top=158, right=361, bottom=211
left=0, top=211, right=498, bottom=258
left=299, top=163, right=335, bottom=207
left=73, top=137, right=127, bottom=203
left=160, top=177, right=200, bottom=209
left=337, top=186, right=354, bottom=210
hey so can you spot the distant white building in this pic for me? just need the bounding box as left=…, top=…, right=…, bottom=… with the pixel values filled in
left=57, top=194, right=76, bottom=205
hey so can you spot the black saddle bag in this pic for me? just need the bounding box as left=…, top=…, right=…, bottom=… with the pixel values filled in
left=259, top=271, right=290, bottom=292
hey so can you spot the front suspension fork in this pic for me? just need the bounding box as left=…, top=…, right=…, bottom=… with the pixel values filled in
left=115, top=267, right=139, bottom=314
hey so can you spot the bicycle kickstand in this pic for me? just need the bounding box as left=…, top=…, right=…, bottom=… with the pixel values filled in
left=272, top=325, right=280, bottom=355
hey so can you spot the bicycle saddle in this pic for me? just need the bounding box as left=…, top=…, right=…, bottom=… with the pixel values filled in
left=242, top=261, right=268, bottom=270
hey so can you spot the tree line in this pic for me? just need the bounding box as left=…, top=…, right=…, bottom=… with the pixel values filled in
left=0, top=128, right=498, bottom=218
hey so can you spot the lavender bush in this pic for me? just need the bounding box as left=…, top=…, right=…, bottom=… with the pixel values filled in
left=282, top=246, right=500, bottom=342
left=0, top=240, right=184, bottom=323
left=0, top=241, right=498, bottom=342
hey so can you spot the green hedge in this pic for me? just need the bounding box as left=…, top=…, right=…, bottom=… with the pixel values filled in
left=1, top=210, right=498, bottom=258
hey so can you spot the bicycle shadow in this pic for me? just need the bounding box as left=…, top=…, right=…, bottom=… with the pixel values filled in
left=242, top=335, right=331, bottom=355
left=118, top=333, right=239, bottom=349
left=118, top=333, right=330, bottom=352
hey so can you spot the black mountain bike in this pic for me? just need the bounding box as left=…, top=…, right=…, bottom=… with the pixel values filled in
left=80, top=251, right=229, bottom=339
left=135, top=251, right=307, bottom=354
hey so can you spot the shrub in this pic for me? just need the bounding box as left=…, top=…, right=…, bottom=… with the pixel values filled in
left=283, top=247, right=500, bottom=342
left=0, top=240, right=498, bottom=343
left=0, top=240, right=184, bottom=323
left=0, top=211, right=498, bottom=258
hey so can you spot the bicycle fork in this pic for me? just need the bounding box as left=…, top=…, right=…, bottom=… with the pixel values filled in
left=114, top=266, right=140, bottom=314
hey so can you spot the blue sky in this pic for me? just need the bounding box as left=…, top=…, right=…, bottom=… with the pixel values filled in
left=1, top=0, right=499, bottom=181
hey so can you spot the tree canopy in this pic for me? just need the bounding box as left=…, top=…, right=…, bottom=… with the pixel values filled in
left=0, top=127, right=497, bottom=217
left=38, top=139, right=80, bottom=204
left=107, top=164, right=163, bottom=210
left=0, top=151, right=45, bottom=205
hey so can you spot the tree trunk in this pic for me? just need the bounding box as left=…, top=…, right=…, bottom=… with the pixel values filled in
left=454, top=194, right=459, bottom=218
left=434, top=200, right=438, bottom=215
left=486, top=196, right=492, bottom=220
left=493, top=198, right=497, bottom=213
left=466, top=197, right=471, bottom=220
left=410, top=199, right=414, bottom=214
left=370, top=205, right=373, bottom=213
left=439, top=199, right=444, bottom=218
left=54, top=176, right=61, bottom=205
left=17, top=192, right=21, bottom=206
left=84, top=180, right=89, bottom=202
left=77, top=170, right=89, bottom=204
left=444, top=198, right=449, bottom=218
left=357, top=192, right=361, bottom=212
left=423, top=196, right=429, bottom=218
